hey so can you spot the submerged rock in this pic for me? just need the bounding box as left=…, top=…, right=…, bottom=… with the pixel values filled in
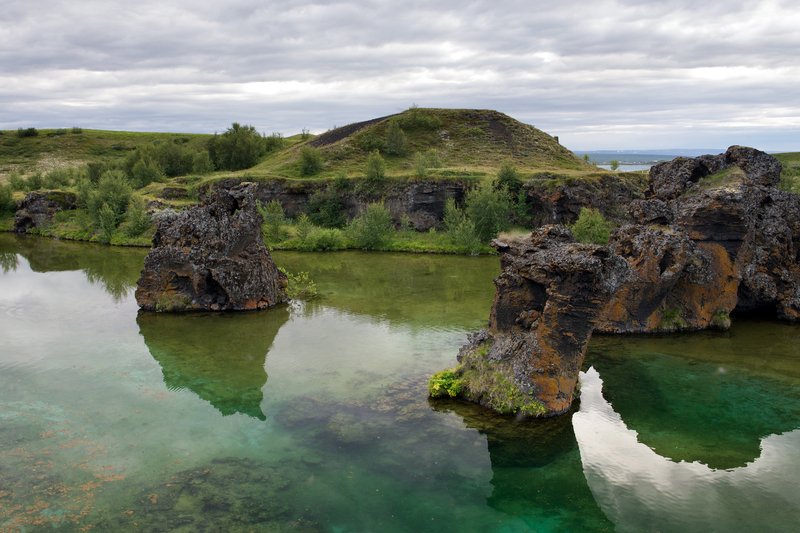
left=135, top=182, right=287, bottom=311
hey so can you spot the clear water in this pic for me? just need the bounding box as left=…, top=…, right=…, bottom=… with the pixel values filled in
left=1, top=234, right=800, bottom=533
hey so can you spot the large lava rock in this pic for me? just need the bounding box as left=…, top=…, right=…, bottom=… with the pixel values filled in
left=135, top=182, right=287, bottom=312
left=449, top=226, right=628, bottom=416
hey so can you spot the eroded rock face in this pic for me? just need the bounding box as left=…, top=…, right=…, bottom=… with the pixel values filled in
left=439, top=146, right=800, bottom=417
left=13, top=191, right=76, bottom=233
left=452, top=226, right=628, bottom=416
left=135, top=182, right=287, bottom=312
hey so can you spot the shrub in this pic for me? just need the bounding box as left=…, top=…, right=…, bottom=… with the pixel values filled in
left=347, top=202, right=394, bottom=250
left=122, top=196, right=151, bottom=237
left=278, top=268, right=317, bottom=300
left=0, top=185, right=16, bottom=213
left=512, top=189, right=533, bottom=225
left=131, top=159, right=164, bottom=189
left=306, top=186, right=345, bottom=228
left=97, top=204, right=118, bottom=243
left=299, top=146, right=324, bottom=176
left=156, top=141, right=190, bottom=177
left=75, top=178, right=93, bottom=209
left=424, top=150, right=443, bottom=169
left=497, top=161, right=522, bottom=195
left=333, top=172, right=350, bottom=191
left=17, top=127, right=38, bottom=138
left=398, top=105, right=442, bottom=130
left=8, top=172, right=24, bottom=191
left=24, top=172, right=43, bottom=192
left=56, top=128, right=68, bottom=135
left=192, top=151, right=215, bottom=174
left=87, top=170, right=132, bottom=226
left=443, top=198, right=481, bottom=254
left=364, top=150, right=386, bottom=184
left=294, top=212, right=314, bottom=240
left=71, top=127, right=83, bottom=134
left=264, top=132, right=284, bottom=152
left=207, top=123, right=267, bottom=171
left=465, top=180, right=510, bottom=242
left=359, top=132, right=385, bottom=152
left=43, top=168, right=71, bottom=189
left=258, top=200, right=285, bottom=241
left=384, top=120, right=408, bottom=156
left=568, top=207, right=613, bottom=245
left=86, top=161, right=115, bottom=184
left=297, top=228, right=347, bottom=251
left=412, top=152, right=429, bottom=178
left=610, top=159, right=620, bottom=171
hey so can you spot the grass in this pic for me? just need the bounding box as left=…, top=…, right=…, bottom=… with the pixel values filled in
left=775, top=152, right=800, bottom=193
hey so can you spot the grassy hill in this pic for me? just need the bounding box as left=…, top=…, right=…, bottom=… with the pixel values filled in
left=0, top=109, right=594, bottom=185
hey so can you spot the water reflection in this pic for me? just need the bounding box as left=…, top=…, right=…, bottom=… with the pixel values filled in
left=0, top=233, right=146, bottom=301
left=586, top=329, right=800, bottom=469
left=430, top=398, right=614, bottom=532
left=273, top=251, right=500, bottom=329
left=137, top=307, right=290, bottom=420
left=575, top=367, right=800, bottom=533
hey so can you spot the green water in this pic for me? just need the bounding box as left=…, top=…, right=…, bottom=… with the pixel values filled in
left=1, top=234, right=799, bottom=532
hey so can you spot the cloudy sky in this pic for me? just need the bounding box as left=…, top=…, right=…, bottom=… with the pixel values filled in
left=3, top=0, right=799, bottom=151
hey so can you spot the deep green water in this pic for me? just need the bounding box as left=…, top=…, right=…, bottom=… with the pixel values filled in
left=1, top=233, right=800, bottom=532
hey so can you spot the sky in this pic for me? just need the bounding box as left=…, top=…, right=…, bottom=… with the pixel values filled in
left=2, top=0, right=799, bottom=151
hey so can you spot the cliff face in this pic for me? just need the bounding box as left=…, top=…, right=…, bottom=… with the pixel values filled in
left=437, top=146, right=800, bottom=417
left=135, top=182, right=287, bottom=312
left=598, top=145, right=800, bottom=332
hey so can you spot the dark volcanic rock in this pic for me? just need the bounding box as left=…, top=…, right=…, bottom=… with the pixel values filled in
left=440, top=146, right=800, bottom=417
left=454, top=226, right=628, bottom=416
left=13, top=191, right=76, bottom=233
left=135, top=182, right=287, bottom=312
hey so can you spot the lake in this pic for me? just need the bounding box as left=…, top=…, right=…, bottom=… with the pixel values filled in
left=1, top=233, right=799, bottom=532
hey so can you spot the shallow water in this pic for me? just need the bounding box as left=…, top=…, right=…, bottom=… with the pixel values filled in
left=1, top=234, right=799, bottom=532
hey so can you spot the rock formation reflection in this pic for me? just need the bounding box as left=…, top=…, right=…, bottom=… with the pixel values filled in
left=137, top=307, right=290, bottom=420
left=430, top=397, right=614, bottom=532
left=574, top=367, right=800, bottom=533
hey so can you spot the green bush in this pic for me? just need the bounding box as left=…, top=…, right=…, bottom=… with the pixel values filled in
left=443, top=198, right=481, bottom=254
left=8, top=172, right=24, bottom=191
left=398, top=106, right=442, bottom=131
left=413, top=152, right=429, bottom=178
left=512, top=189, right=533, bottom=225
left=122, top=196, right=151, bottom=237
left=0, top=185, right=16, bottom=213
left=306, top=186, right=345, bottom=228
left=609, top=159, right=620, bottom=171
left=333, top=172, right=350, bottom=191
left=568, top=207, right=613, bottom=245
left=86, top=161, right=115, bottom=184
left=465, top=180, right=510, bottom=242
left=264, top=132, right=284, bottom=152
left=43, top=168, right=73, bottom=190
left=192, top=151, right=215, bottom=174
left=258, top=200, right=285, bottom=241
left=425, top=150, right=443, bottom=169
left=384, top=120, right=408, bottom=156
left=297, top=228, right=347, bottom=251
left=131, top=159, right=164, bottom=189
left=294, top=213, right=314, bottom=240
left=347, top=202, right=395, bottom=250
left=87, top=170, right=132, bottom=226
left=359, top=132, right=385, bottom=152
left=206, top=123, right=267, bottom=171
left=17, top=127, right=38, bottom=138
left=23, top=172, right=43, bottom=192
left=71, top=127, right=83, bottom=134
left=364, top=150, right=386, bottom=184
left=97, top=204, right=118, bottom=243
left=299, top=146, right=324, bottom=176
left=497, top=161, right=522, bottom=194
left=278, top=268, right=317, bottom=300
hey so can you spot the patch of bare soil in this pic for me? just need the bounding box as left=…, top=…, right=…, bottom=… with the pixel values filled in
left=307, top=114, right=399, bottom=148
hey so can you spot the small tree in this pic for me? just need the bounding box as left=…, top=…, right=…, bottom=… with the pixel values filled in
left=207, top=123, right=266, bottom=171
left=610, top=159, right=620, bottom=171
left=465, top=180, right=510, bottom=242
left=193, top=151, right=215, bottom=174
left=0, top=184, right=15, bottom=214
left=364, top=150, right=386, bottom=183
left=348, top=202, right=394, bottom=250
left=87, top=170, right=132, bottom=226
left=299, top=146, right=323, bottom=176
left=497, top=161, right=521, bottom=195
left=123, top=196, right=151, bottom=237
left=294, top=213, right=314, bottom=241
left=258, top=200, right=285, bottom=241
left=413, top=152, right=429, bottom=178
left=568, top=207, right=613, bottom=245
left=443, top=198, right=480, bottom=254
left=384, top=119, right=408, bottom=156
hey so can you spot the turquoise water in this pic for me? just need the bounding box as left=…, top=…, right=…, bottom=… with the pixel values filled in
left=1, top=233, right=800, bottom=532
